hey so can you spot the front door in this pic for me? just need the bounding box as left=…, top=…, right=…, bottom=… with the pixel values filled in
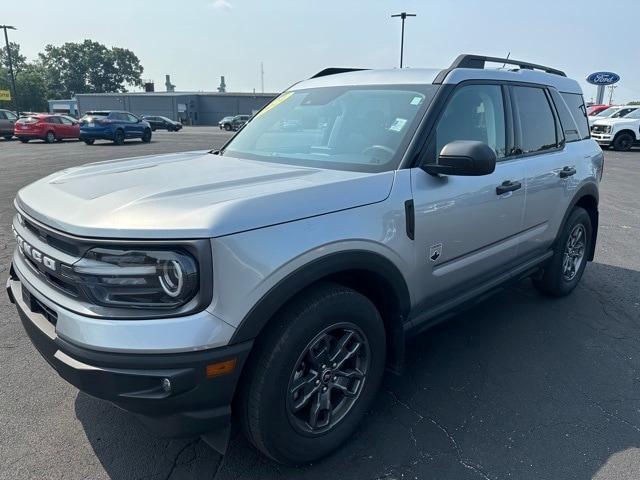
left=410, top=83, right=527, bottom=308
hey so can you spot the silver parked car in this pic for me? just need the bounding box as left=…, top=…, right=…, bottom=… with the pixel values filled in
left=7, top=54, right=603, bottom=465
left=0, top=108, right=18, bottom=139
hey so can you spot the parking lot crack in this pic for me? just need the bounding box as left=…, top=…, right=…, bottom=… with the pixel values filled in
left=386, top=390, right=493, bottom=480
left=164, top=439, right=199, bottom=480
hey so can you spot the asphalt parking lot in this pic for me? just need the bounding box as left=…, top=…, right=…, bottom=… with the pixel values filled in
left=1, top=129, right=639, bottom=480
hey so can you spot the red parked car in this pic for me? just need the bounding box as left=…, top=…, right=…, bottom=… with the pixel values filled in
left=587, top=104, right=611, bottom=116
left=14, top=114, right=80, bottom=143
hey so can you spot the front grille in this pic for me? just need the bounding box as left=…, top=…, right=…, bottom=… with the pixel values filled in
left=23, top=218, right=81, bottom=257
left=591, top=125, right=609, bottom=134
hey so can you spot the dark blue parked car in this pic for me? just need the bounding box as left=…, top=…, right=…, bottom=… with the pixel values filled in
left=79, top=110, right=152, bottom=145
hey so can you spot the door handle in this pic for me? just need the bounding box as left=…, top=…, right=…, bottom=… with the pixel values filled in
left=496, top=180, right=522, bottom=195
left=559, top=166, right=577, bottom=178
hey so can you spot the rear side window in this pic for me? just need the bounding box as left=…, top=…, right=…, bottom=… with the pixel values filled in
left=549, top=90, right=581, bottom=143
left=46, top=116, right=61, bottom=124
left=512, top=86, right=557, bottom=154
left=560, top=93, right=589, bottom=139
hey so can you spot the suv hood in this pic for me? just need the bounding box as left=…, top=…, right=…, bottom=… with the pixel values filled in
left=16, top=151, right=394, bottom=239
left=592, top=118, right=639, bottom=127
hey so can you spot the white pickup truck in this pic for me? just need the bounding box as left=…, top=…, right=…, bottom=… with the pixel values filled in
left=591, top=107, right=640, bottom=150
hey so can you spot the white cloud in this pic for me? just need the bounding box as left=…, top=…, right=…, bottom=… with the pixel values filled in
left=212, top=0, right=233, bottom=11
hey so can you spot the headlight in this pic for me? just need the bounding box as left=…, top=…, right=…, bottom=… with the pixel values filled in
left=63, top=247, right=199, bottom=309
left=605, top=125, right=612, bottom=134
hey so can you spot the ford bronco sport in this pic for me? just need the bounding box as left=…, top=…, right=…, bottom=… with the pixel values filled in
left=7, top=55, right=603, bottom=465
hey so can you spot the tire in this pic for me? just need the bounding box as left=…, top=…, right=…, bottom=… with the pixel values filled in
left=224, top=124, right=232, bottom=131
left=19, top=138, right=29, bottom=143
left=238, top=282, right=386, bottom=465
left=533, top=207, right=592, bottom=297
left=113, top=129, right=125, bottom=145
left=3, top=135, right=12, bottom=140
left=150, top=126, right=156, bottom=132
left=83, top=139, right=95, bottom=145
left=612, top=132, right=634, bottom=151
left=141, top=129, right=152, bottom=143
left=45, top=131, right=56, bottom=144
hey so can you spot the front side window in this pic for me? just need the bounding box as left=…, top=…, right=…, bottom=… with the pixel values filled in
left=433, top=84, right=507, bottom=159
left=611, top=108, right=637, bottom=118
left=223, top=85, right=437, bottom=172
left=513, top=86, right=558, bottom=154
left=126, top=114, right=139, bottom=122
left=59, top=116, right=73, bottom=125
left=6, top=111, right=16, bottom=121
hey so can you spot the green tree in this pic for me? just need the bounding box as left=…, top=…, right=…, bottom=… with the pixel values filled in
left=628, top=101, right=640, bottom=105
left=0, top=41, right=27, bottom=74
left=40, top=40, right=143, bottom=97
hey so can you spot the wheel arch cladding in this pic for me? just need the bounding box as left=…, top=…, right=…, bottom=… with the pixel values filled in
left=230, top=250, right=411, bottom=372
left=560, top=184, right=599, bottom=261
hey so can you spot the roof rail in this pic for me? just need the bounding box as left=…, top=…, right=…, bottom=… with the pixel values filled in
left=434, top=54, right=566, bottom=84
left=310, top=68, right=368, bottom=79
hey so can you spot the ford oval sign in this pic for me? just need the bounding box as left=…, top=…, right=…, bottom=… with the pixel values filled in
left=586, top=72, right=620, bottom=86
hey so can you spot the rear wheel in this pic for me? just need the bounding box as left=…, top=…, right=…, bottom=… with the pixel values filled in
left=533, top=207, right=592, bottom=297
left=19, top=138, right=29, bottom=143
left=238, top=282, right=386, bottom=465
left=612, top=132, right=634, bottom=151
left=113, top=129, right=125, bottom=145
left=83, top=139, right=95, bottom=145
left=141, top=129, right=152, bottom=143
left=45, top=131, right=56, bottom=144
left=224, top=123, right=232, bottom=131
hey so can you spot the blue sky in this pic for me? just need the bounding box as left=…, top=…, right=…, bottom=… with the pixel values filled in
left=4, top=0, right=639, bottom=103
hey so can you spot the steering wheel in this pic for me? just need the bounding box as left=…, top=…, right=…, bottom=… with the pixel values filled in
left=361, top=145, right=395, bottom=163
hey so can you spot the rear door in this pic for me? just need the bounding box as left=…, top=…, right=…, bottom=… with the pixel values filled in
left=59, top=115, right=77, bottom=138
left=511, top=85, right=576, bottom=256
left=410, top=82, right=527, bottom=306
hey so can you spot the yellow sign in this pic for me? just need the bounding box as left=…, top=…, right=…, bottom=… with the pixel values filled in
left=0, top=90, right=10, bottom=101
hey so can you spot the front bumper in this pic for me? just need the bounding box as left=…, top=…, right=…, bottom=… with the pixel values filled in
left=7, top=267, right=253, bottom=438
left=591, top=133, right=612, bottom=145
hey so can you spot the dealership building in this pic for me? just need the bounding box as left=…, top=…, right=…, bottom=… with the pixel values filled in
left=74, top=91, right=278, bottom=126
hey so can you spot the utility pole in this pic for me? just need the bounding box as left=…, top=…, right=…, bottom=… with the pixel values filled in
left=0, top=25, right=18, bottom=116
left=391, top=12, right=416, bottom=68
left=607, top=84, right=617, bottom=105
left=260, top=61, right=264, bottom=94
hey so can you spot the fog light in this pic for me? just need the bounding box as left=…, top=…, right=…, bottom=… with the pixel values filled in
left=161, top=378, right=172, bottom=393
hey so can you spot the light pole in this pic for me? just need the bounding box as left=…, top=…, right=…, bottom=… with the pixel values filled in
left=0, top=25, right=18, bottom=116
left=391, top=12, right=416, bottom=68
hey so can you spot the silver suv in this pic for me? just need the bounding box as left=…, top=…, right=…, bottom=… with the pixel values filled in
left=7, top=55, right=603, bottom=465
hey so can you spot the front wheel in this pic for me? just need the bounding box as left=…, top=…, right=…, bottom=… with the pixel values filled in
left=238, top=282, right=386, bottom=465
left=45, top=131, right=56, bottom=143
left=83, top=139, right=95, bottom=145
left=612, top=132, right=634, bottom=151
left=19, top=138, right=29, bottom=143
left=224, top=124, right=231, bottom=131
left=141, top=129, right=152, bottom=143
left=3, top=135, right=12, bottom=140
left=533, top=207, right=592, bottom=297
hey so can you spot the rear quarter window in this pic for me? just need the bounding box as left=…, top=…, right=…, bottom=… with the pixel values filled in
left=549, top=90, right=581, bottom=143
left=560, top=93, right=590, bottom=140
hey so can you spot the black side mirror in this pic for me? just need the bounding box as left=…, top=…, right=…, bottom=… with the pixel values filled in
left=421, top=140, right=496, bottom=176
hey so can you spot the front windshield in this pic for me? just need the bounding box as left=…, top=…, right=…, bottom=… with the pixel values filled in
left=594, top=107, right=619, bottom=117
left=222, top=84, right=437, bottom=172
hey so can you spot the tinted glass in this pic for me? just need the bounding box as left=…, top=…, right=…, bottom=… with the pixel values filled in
left=560, top=93, right=589, bottom=139
left=6, top=111, right=16, bottom=120
left=550, top=90, right=580, bottom=143
left=59, top=116, right=73, bottom=125
left=46, top=116, right=61, bottom=124
left=434, top=84, right=507, bottom=158
left=611, top=107, right=637, bottom=118
left=126, top=114, right=139, bottom=122
left=0, top=111, right=6, bottom=120
left=224, top=85, right=437, bottom=173
left=624, top=109, right=640, bottom=119
left=513, top=87, right=557, bottom=154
